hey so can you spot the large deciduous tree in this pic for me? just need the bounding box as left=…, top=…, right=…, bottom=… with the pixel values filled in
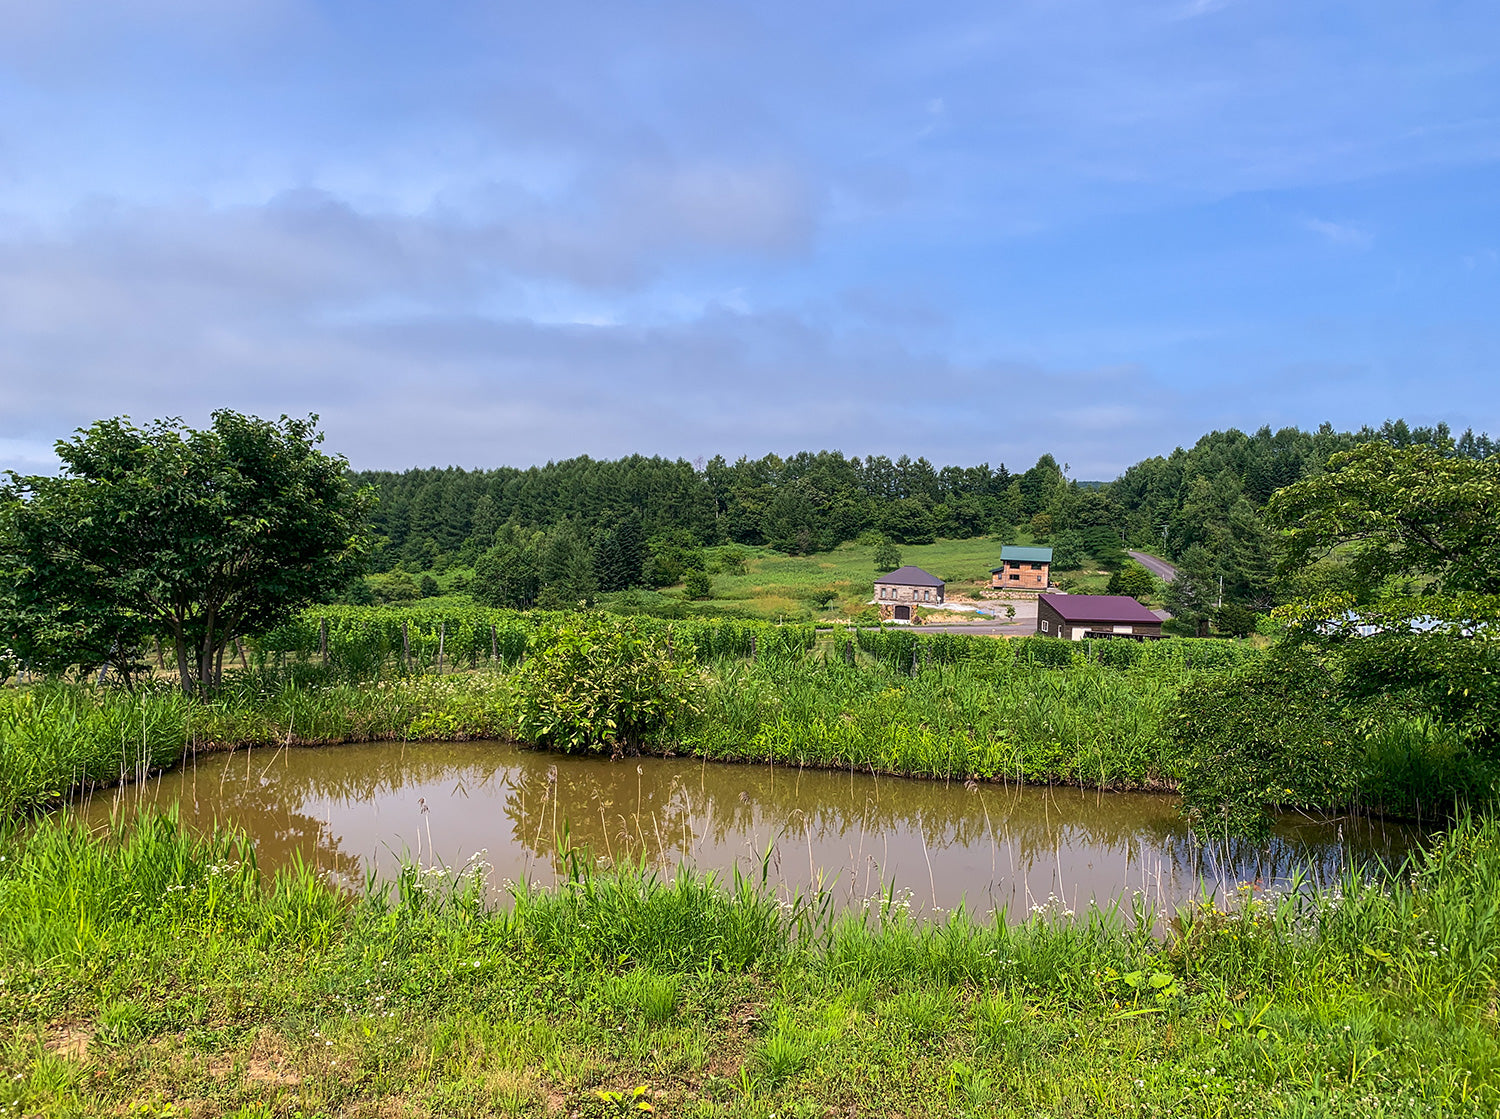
left=1268, top=442, right=1500, bottom=598
left=1, top=412, right=370, bottom=693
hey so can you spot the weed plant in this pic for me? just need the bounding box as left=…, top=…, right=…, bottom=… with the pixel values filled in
left=1, top=810, right=1498, bottom=1116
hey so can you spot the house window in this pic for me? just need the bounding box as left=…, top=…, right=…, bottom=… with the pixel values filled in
left=1009, top=573, right=1019, bottom=581
left=1031, top=562, right=1042, bottom=570
left=1041, top=620, right=1049, bottom=633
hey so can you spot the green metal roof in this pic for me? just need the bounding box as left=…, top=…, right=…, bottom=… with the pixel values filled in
left=997, top=545, right=1053, bottom=564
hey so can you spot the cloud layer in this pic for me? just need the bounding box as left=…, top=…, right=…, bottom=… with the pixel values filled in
left=1, top=0, right=1497, bottom=476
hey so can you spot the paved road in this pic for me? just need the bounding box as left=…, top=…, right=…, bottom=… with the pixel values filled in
left=913, top=620, right=1035, bottom=636
left=1127, top=550, right=1178, bottom=583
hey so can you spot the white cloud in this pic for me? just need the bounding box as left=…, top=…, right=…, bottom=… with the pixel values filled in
left=1172, top=0, right=1238, bottom=19
left=1302, top=217, right=1374, bottom=248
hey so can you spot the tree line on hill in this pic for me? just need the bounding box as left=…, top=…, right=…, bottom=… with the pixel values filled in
left=353, top=419, right=1496, bottom=618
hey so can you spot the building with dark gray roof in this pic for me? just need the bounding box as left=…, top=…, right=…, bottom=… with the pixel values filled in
left=874, top=565, right=944, bottom=621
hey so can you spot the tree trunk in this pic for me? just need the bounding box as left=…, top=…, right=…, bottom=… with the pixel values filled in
left=171, top=619, right=194, bottom=695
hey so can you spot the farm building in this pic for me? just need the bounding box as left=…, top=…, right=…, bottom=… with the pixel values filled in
left=991, top=545, right=1052, bottom=590
left=874, top=565, right=945, bottom=622
left=1036, top=594, right=1163, bottom=641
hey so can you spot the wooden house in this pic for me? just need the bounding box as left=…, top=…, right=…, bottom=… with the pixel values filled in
left=874, top=566, right=945, bottom=622
left=991, top=546, right=1052, bottom=591
left=1036, top=594, right=1163, bottom=640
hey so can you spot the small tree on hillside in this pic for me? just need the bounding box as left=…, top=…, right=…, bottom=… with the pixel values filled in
left=1106, top=564, right=1157, bottom=601
left=874, top=538, right=902, bottom=573
left=0, top=411, right=370, bottom=693
left=1164, top=544, right=1220, bottom=636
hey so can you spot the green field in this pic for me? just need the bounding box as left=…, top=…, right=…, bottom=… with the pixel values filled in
left=660, top=537, right=1043, bottom=621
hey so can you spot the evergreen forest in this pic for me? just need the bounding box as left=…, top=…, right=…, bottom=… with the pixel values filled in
left=353, top=419, right=1497, bottom=617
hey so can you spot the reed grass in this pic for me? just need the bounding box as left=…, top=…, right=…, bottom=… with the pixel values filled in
left=2, top=810, right=1498, bottom=1116
left=0, top=675, right=521, bottom=816
left=9, top=636, right=1480, bottom=822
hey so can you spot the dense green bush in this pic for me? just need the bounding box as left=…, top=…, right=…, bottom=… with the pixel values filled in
left=516, top=617, right=702, bottom=753
left=1168, top=650, right=1359, bottom=835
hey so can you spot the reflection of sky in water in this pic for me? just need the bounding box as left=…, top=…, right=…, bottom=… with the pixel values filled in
left=84, top=741, right=1425, bottom=918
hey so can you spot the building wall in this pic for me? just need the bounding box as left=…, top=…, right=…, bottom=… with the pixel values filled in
left=1036, top=597, right=1067, bottom=637
left=874, top=583, right=944, bottom=605
left=991, top=560, right=1049, bottom=590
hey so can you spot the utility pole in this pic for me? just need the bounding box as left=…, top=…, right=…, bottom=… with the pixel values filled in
left=1217, top=574, right=1223, bottom=609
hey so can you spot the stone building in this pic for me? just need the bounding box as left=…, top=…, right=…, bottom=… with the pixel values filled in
left=874, top=565, right=945, bottom=622
left=990, top=545, right=1052, bottom=590
left=1036, top=594, right=1163, bottom=640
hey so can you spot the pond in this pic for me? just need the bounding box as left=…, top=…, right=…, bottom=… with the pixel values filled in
left=83, top=740, right=1424, bottom=918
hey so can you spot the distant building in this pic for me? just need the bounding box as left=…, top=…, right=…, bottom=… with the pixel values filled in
left=991, top=546, right=1052, bottom=591
left=874, top=566, right=945, bottom=622
left=1037, top=594, right=1163, bottom=641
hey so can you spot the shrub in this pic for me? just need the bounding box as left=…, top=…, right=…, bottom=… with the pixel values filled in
left=1215, top=603, right=1257, bottom=637
left=683, top=569, right=713, bottom=600
left=516, top=617, right=702, bottom=753
left=1106, top=565, right=1156, bottom=601
left=1167, top=650, right=1358, bottom=835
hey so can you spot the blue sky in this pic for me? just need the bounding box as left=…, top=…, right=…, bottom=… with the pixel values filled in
left=1, top=0, right=1496, bottom=477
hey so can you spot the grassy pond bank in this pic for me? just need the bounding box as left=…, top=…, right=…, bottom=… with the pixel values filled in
left=0, top=809, right=1497, bottom=1117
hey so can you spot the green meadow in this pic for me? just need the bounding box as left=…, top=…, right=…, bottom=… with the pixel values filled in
left=655, top=537, right=1041, bottom=621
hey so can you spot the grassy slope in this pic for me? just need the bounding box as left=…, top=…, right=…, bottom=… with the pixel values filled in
left=2, top=811, right=1498, bottom=1118
left=674, top=538, right=1037, bottom=621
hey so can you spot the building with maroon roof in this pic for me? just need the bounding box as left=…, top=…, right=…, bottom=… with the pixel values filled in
left=1036, top=594, right=1163, bottom=641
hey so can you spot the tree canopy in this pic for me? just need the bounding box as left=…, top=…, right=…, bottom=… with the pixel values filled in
left=1268, top=441, right=1500, bottom=598
left=1, top=411, right=370, bottom=692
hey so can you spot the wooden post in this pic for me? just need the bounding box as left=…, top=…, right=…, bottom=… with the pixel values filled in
left=491, top=624, right=498, bottom=661
left=233, top=637, right=248, bottom=671
left=844, top=639, right=855, bottom=667
left=319, top=617, right=329, bottom=667
left=437, top=621, right=446, bottom=674
left=401, top=619, right=410, bottom=671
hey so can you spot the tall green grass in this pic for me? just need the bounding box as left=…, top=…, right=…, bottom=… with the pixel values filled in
left=0, top=675, right=521, bottom=816
left=2, top=811, right=1499, bottom=1115
left=693, top=654, right=1186, bottom=785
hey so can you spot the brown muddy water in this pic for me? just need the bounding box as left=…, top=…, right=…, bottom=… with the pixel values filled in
left=83, top=740, right=1424, bottom=918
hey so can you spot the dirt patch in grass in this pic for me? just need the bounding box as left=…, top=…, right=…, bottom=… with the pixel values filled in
left=45, top=1023, right=93, bottom=1061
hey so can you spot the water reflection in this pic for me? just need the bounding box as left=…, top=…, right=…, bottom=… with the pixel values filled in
left=83, top=741, right=1424, bottom=918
